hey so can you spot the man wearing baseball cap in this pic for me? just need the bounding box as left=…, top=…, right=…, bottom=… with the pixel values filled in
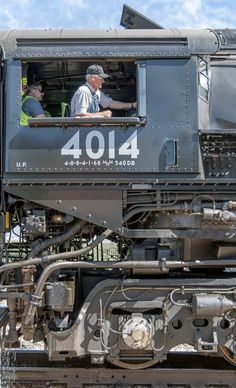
left=71, top=64, right=137, bottom=117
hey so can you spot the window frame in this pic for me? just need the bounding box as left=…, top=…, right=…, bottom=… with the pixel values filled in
left=21, top=59, right=147, bottom=128
left=198, top=57, right=210, bottom=102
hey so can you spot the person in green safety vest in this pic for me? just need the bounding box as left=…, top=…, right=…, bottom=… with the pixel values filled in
left=20, top=84, right=46, bottom=125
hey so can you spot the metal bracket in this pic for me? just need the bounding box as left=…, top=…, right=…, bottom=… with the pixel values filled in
left=196, top=328, right=218, bottom=353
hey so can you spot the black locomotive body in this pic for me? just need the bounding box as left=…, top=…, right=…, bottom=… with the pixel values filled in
left=0, top=10, right=236, bottom=369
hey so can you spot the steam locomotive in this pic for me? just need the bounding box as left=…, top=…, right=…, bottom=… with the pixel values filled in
left=0, top=5, right=236, bottom=370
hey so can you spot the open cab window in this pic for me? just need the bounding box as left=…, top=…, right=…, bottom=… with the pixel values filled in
left=21, top=59, right=146, bottom=127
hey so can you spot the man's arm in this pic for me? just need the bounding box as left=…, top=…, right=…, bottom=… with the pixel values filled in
left=76, top=110, right=112, bottom=118
left=76, top=100, right=137, bottom=117
left=35, top=114, right=46, bottom=118
left=22, top=99, right=46, bottom=118
left=109, top=100, right=137, bottom=110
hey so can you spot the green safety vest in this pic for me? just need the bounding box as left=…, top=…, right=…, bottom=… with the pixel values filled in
left=20, top=95, right=51, bottom=125
left=20, top=95, right=37, bottom=126
left=20, top=96, right=36, bottom=125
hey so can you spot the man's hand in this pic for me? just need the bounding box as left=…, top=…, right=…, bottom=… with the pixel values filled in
left=102, top=110, right=112, bottom=117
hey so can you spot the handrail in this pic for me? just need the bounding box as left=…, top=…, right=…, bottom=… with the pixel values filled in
left=28, top=116, right=146, bottom=127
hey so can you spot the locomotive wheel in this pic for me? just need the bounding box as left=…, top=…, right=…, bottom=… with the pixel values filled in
left=218, top=345, right=236, bottom=367
left=109, top=358, right=158, bottom=369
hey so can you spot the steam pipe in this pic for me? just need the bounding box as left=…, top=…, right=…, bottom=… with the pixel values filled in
left=28, top=219, right=86, bottom=259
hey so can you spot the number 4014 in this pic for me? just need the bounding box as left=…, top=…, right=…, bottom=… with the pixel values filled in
left=61, top=130, right=140, bottom=160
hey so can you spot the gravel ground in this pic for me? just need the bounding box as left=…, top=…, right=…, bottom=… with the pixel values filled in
left=20, top=339, right=194, bottom=352
left=20, top=338, right=44, bottom=350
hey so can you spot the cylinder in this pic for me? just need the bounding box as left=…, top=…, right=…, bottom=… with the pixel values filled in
left=192, top=294, right=235, bottom=316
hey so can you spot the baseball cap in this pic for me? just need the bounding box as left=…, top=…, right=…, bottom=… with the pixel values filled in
left=87, top=64, right=109, bottom=79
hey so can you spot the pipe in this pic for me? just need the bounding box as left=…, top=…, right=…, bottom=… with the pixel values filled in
left=123, top=205, right=183, bottom=223
left=28, top=219, right=86, bottom=259
left=0, top=228, right=113, bottom=275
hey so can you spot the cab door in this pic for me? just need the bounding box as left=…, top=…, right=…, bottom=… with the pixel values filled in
left=145, top=57, right=199, bottom=174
